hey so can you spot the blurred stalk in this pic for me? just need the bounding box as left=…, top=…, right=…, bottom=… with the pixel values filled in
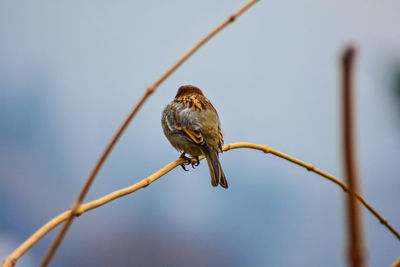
left=342, top=46, right=366, bottom=267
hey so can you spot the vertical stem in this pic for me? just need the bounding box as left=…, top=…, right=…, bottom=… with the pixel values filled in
left=342, top=46, right=365, bottom=267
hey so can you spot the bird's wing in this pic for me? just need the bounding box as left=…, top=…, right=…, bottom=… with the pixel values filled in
left=181, top=127, right=204, bottom=145
left=173, top=94, right=221, bottom=149
left=218, top=127, right=224, bottom=152
left=171, top=103, right=206, bottom=146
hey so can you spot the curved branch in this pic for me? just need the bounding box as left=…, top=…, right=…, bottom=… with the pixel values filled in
left=392, top=256, right=400, bottom=267
left=3, top=142, right=399, bottom=267
left=39, top=1, right=260, bottom=266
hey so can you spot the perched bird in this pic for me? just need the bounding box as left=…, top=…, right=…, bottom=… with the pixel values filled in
left=161, top=85, right=228, bottom=189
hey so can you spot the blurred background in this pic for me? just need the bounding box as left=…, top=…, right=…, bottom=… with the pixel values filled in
left=1, top=0, right=400, bottom=266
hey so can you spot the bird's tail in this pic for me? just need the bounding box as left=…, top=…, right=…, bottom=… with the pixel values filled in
left=205, top=150, right=228, bottom=189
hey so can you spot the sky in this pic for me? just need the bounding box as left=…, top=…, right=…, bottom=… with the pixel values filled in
left=1, top=1, right=400, bottom=266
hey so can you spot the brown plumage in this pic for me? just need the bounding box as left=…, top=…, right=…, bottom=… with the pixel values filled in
left=161, top=85, right=228, bottom=189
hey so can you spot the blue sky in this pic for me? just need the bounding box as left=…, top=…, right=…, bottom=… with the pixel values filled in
left=1, top=1, right=400, bottom=266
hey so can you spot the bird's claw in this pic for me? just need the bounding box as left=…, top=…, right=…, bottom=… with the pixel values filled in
left=180, top=164, right=189, bottom=171
left=179, top=153, right=191, bottom=171
left=179, top=153, right=200, bottom=171
left=191, top=156, right=200, bottom=169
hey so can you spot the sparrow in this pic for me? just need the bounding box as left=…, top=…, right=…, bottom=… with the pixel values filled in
left=161, top=85, right=228, bottom=189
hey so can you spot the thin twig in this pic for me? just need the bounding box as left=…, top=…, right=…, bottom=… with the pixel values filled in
left=3, top=142, right=399, bottom=267
left=392, top=256, right=400, bottom=267
left=38, top=1, right=259, bottom=266
left=342, top=46, right=365, bottom=267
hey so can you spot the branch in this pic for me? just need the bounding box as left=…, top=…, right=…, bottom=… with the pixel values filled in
left=392, top=256, right=400, bottom=267
left=342, top=46, right=365, bottom=267
left=38, top=1, right=260, bottom=266
left=3, top=142, right=399, bottom=267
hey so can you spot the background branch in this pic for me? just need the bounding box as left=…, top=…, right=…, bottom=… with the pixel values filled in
left=342, top=46, right=365, bottom=267
left=3, top=142, right=399, bottom=267
left=38, top=1, right=259, bottom=266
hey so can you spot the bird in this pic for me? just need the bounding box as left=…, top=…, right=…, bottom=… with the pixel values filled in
left=161, top=85, right=228, bottom=189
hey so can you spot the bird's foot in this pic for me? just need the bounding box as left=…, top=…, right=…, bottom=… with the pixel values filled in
left=179, top=153, right=191, bottom=171
left=191, top=156, right=200, bottom=169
